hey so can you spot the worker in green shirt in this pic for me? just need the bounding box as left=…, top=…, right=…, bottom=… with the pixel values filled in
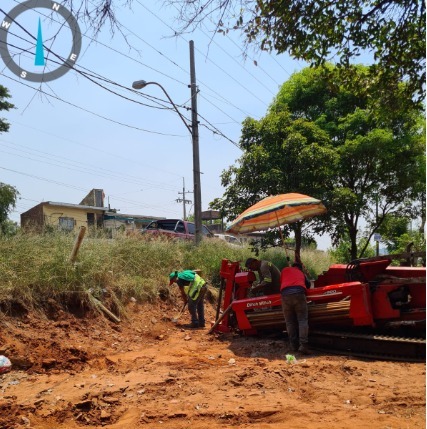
left=169, top=270, right=208, bottom=328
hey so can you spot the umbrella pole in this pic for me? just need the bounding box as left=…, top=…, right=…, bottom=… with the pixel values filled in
left=275, top=212, right=290, bottom=265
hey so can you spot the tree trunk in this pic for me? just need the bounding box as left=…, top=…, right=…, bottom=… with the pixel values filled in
left=293, top=222, right=302, bottom=263
left=349, top=226, right=358, bottom=261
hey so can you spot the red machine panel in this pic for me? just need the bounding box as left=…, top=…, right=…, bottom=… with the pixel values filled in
left=214, top=258, right=425, bottom=336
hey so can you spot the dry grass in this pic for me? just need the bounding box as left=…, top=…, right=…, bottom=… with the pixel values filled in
left=0, top=230, right=334, bottom=314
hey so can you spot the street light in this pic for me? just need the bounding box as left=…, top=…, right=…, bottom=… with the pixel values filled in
left=132, top=80, right=192, bottom=134
left=132, top=79, right=203, bottom=244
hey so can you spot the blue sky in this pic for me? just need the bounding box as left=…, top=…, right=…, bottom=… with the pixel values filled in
left=0, top=0, right=333, bottom=249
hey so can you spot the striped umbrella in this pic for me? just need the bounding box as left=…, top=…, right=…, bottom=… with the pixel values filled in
left=226, top=193, right=327, bottom=235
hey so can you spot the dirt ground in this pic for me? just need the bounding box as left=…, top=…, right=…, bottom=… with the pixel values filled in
left=0, top=297, right=425, bottom=429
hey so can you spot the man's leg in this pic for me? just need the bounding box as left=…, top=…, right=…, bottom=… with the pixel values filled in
left=294, top=293, right=310, bottom=353
left=196, top=286, right=207, bottom=327
left=281, top=293, right=299, bottom=351
left=187, top=298, right=199, bottom=327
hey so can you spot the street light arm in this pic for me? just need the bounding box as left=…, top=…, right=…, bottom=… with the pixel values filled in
left=133, top=80, right=192, bottom=135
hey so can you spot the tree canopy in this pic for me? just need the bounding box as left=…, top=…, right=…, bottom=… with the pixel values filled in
left=211, top=65, right=425, bottom=261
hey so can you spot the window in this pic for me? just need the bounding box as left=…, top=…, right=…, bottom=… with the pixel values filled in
left=87, top=213, right=95, bottom=226
left=202, top=225, right=212, bottom=236
left=59, top=217, right=74, bottom=231
left=146, top=220, right=178, bottom=231
left=158, top=220, right=178, bottom=231
left=187, top=222, right=195, bottom=235
left=175, top=221, right=186, bottom=233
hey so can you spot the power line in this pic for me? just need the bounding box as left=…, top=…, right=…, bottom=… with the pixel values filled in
left=3, top=36, right=185, bottom=113
left=9, top=0, right=190, bottom=88
left=3, top=29, right=241, bottom=145
left=2, top=73, right=187, bottom=137
left=4, top=38, right=242, bottom=148
left=136, top=1, right=258, bottom=117
left=9, top=120, right=185, bottom=179
left=0, top=165, right=181, bottom=215
left=0, top=139, right=181, bottom=192
left=197, top=21, right=276, bottom=97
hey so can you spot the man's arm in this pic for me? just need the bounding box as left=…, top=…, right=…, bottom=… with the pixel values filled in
left=179, top=286, right=188, bottom=304
left=252, top=263, right=273, bottom=291
left=258, top=262, right=273, bottom=287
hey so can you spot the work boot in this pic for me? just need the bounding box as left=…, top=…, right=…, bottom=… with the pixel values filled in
left=288, top=342, right=299, bottom=352
left=298, top=344, right=312, bottom=355
left=182, top=323, right=199, bottom=329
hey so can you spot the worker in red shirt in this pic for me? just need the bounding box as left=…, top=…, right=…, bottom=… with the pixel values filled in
left=280, top=262, right=311, bottom=355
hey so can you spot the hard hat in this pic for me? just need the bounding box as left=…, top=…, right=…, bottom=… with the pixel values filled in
left=177, top=270, right=196, bottom=282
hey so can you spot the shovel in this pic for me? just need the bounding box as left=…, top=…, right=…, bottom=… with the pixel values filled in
left=172, top=302, right=187, bottom=323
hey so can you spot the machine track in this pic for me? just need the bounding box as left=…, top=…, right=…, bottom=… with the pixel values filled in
left=309, top=329, right=426, bottom=362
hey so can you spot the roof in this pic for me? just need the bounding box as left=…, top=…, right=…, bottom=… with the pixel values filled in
left=21, top=201, right=109, bottom=215
left=44, top=201, right=109, bottom=211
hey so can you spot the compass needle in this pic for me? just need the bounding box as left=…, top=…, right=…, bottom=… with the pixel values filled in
left=34, top=17, right=45, bottom=66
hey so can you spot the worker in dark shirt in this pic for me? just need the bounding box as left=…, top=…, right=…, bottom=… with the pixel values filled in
left=280, top=262, right=311, bottom=355
left=245, top=258, right=281, bottom=296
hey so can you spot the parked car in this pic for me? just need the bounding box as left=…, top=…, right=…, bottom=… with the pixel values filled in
left=141, top=219, right=213, bottom=240
left=213, top=234, right=244, bottom=247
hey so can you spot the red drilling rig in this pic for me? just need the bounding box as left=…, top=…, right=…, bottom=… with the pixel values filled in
left=211, top=256, right=426, bottom=361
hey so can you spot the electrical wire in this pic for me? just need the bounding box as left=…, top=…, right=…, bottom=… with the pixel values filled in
left=2, top=73, right=187, bottom=137
left=0, top=164, right=182, bottom=215
left=136, top=1, right=259, bottom=118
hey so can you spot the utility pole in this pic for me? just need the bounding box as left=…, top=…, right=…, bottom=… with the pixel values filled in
left=189, top=40, right=202, bottom=244
left=176, top=177, right=192, bottom=220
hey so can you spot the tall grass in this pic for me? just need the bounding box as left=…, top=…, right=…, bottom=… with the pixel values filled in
left=0, top=230, right=335, bottom=313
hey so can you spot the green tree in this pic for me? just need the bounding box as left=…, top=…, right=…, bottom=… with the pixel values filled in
left=0, top=85, right=14, bottom=132
left=378, top=215, right=426, bottom=256
left=0, top=85, right=17, bottom=235
left=272, top=66, right=425, bottom=260
left=0, top=183, right=20, bottom=235
left=330, top=235, right=375, bottom=264
left=212, top=65, right=425, bottom=261
left=0, top=219, right=19, bottom=237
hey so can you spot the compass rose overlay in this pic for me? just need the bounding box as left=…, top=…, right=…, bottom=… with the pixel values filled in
left=0, top=0, right=82, bottom=83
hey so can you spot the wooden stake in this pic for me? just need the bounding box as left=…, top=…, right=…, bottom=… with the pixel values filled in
left=69, top=226, right=86, bottom=263
left=88, top=293, right=121, bottom=324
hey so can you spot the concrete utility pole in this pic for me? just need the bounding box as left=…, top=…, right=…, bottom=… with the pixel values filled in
left=176, top=177, right=192, bottom=220
left=189, top=40, right=202, bottom=244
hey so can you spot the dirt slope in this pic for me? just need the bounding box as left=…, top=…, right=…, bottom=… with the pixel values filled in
left=0, top=300, right=425, bottom=429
